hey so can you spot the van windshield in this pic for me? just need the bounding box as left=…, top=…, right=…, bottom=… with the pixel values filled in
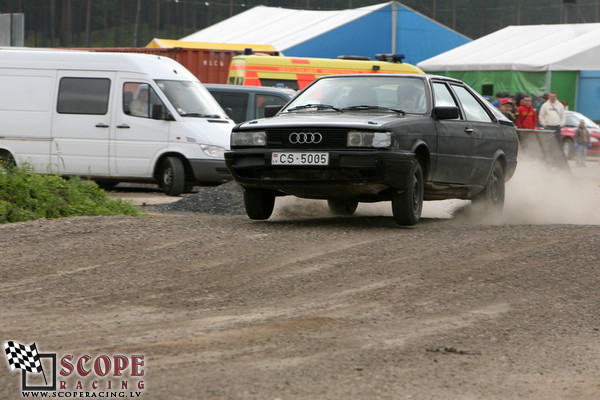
left=156, top=80, right=227, bottom=118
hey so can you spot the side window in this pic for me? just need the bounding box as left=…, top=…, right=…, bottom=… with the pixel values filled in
left=433, top=82, right=458, bottom=108
left=124, top=82, right=163, bottom=118
left=57, top=77, right=110, bottom=115
left=451, top=85, right=493, bottom=123
left=255, top=95, right=288, bottom=119
left=211, top=92, right=249, bottom=123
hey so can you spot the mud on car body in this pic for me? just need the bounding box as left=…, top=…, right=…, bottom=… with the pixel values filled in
left=224, top=74, right=519, bottom=225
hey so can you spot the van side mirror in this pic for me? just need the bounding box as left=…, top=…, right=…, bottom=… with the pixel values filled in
left=264, top=104, right=283, bottom=118
left=152, top=104, right=174, bottom=121
left=433, top=106, right=459, bottom=120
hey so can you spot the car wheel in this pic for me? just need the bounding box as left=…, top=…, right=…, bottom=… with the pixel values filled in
left=391, top=159, right=423, bottom=226
left=562, top=138, right=574, bottom=160
left=327, top=199, right=358, bottom=216
left=243, top=188, right=275, bottom=220
left=159, top=156, right=185, bottom=196
left=94, top=180, right=119, bottom=190
left=473, top=160, right=505, bottom=214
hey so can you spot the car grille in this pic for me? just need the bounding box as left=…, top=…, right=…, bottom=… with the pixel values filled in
left=267, top=128, right=348, bottom=148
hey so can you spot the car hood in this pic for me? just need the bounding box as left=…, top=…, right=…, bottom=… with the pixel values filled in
left=236, top=112, right=423, bottom=131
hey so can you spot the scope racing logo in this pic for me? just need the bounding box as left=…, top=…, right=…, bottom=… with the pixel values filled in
left=3, top=340, right=145, bottom=398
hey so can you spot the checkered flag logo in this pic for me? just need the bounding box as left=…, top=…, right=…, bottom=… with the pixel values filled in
left=3, top=341, right=43, bottom=374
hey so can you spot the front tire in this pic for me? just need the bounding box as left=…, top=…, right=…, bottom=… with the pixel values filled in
left=159, top=156, right=185, bottom=196
left=327, top=199, right=358, bottom=216
left=391, top=159, right=424, bottom=226
left=243, top=188, right=275, bottom=220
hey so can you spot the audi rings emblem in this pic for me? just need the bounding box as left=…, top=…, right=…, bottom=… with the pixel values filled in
left=289, top=132, right=323, bottom=144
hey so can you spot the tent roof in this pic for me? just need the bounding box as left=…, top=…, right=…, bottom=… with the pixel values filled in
left=146, top=38, right=278, bottom=53
left=417, top=23, right=600, bottom=72
left=180, top=3, right=387, bottom=52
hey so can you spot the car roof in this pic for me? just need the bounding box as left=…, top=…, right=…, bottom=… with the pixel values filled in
left=204, top=83, right=296, bottom=96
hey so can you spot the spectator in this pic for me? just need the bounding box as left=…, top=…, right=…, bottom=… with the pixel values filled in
left=538, top=91, right=566, bottom=143
left=516, top=96, right=538, bottom=129
left=574, top=119, right=590, bottom=167
left=492, top=92, right=504, bottom=108
left=499, top=98, right=516, bottom=123
left=535, top=93, right=549, bottom=127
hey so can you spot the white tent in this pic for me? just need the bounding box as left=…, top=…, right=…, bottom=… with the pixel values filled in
left=180, top=2, right=469, bottom=65
left=417, top=23, right=600, bottom=72
left=181, top=4, right=384, bottom=52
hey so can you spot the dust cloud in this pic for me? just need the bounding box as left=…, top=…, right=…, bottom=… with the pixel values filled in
left=270, top=155, right=600, bottom=225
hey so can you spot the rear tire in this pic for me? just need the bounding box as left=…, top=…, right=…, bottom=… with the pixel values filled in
left=391, top=159, right=423, bottom=226
left=327, top=199, right=358, bottom=216
left=243, top=188, right=275, bottom=220
left=0, top=152, right=16, bottom=169
left=472, top=160, right=505, bottom=214
left=159, top=157, right=185, bottom=196
left=562, top=138, right=574, bottom=160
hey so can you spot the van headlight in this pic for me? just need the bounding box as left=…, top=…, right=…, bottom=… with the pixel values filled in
left=347, top=131, right=392, bottom=148
left=231, top=131, right=267, bottom=147
left=200, top=144, right=225, bottom=158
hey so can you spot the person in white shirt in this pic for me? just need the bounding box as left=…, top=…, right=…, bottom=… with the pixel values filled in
left=538, top=91, right=566, bottom=143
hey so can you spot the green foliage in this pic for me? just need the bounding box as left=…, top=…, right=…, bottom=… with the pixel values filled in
left=0, top=165, right=142, bottom=224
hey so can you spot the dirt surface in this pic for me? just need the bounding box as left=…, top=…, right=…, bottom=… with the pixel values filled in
left=1, top=158, right=600, bottom=399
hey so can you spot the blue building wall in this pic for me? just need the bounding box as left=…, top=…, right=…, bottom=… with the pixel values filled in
left=577, top=70, right=600, bottom=120
left=284, top=4, right=470, bottom=65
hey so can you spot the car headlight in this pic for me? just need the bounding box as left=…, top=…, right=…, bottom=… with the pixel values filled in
left=200, top=144, right=225, bottom=158
left=347, top=131, right=392, bottom=148
left=231, top=131, right=267, bottom=147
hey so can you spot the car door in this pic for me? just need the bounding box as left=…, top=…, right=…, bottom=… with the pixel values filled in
left=113, top=78, right=171, bottom=177
left=431, top=81, right=475, bottom=184
left=52, top=72, right=114, bottom=175
left=449, top=84, right=498, bottom=187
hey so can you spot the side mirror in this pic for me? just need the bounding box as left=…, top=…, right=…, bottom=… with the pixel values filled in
left=152, top=104, right=174, bottom=121
left=433, top=106, right=459, bottom=120
left=264, top=104, right=283, bottom=118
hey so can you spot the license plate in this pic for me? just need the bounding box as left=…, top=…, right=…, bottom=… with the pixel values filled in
left=271, top=152, right=329, bottom=165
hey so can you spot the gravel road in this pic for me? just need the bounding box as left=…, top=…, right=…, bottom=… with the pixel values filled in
left=1, top=158, right=599, bottom=399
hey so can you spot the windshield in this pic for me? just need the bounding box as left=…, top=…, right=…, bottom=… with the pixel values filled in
left=565, top=112, right=599, bottom=129
left=156, top=80, right=228, bottom=118
left=282, top=76, right=428, bottom=114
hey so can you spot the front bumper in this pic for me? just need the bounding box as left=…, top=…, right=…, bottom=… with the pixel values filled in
left=189, top=158, right=232, bottom=183
left=224, top=149, right=416, bottom=199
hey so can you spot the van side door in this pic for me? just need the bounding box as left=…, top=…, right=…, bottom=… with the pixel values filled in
left=113, top=79, right=171, bottom=177
left=52, top=72, right=114, bottom=176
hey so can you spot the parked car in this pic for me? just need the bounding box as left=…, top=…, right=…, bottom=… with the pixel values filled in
left=204, top=84, right=295, bottom=123
left=560, top=111, right=600, bottom=159
left=225, top=74, right=519, bottom=225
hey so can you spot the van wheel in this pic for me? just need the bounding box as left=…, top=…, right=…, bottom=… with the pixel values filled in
left=0, top=152, right=16, bottom=169
left=243, top=188, right=275, bottom=220
left=391, top=159, right=423, bottom=226
left=327, top=199, right=358, bottom=216
left=160, top=157, right=185, bottom=196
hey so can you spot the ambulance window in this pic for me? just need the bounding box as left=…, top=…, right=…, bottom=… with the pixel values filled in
left=255, top=94, right=288, bottom=119
left=57, top=77, right=110, bottom=115
left=236, top=77, right=243, bottom=85
left=260, top=79, right=299, bottom=91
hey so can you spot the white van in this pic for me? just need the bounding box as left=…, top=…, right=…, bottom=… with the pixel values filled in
left=0, top=48, right=234, bottom=195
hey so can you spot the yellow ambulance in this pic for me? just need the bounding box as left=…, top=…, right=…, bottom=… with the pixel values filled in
left=228, top=54, right=423, bottom=90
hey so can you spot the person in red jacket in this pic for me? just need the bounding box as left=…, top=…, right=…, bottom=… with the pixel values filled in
left=516, top=96, right=538, bottom=129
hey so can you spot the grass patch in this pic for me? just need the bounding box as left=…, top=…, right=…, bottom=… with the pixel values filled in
left=0, top=164, right=143, bottom=223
